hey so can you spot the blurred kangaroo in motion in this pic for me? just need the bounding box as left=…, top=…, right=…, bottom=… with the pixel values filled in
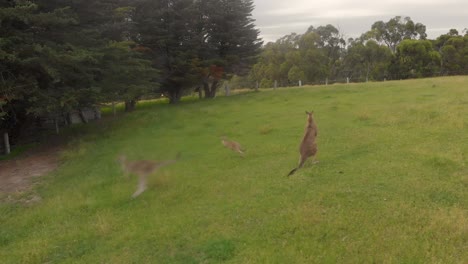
left=288, top=111, right=318, bottom=176
left=221, top=136, right=245, bottom=156
left=117, top=153, right=180, bottom=198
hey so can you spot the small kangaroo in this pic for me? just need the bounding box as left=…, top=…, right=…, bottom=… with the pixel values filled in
left=221, top=136, right=245, bottom=156
left=117, top=153, right=180, bottom=198
left=288, top=111, right=318, bottom=176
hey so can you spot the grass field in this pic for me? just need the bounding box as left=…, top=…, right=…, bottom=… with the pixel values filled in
left=1, top=77, right=467, bottom=263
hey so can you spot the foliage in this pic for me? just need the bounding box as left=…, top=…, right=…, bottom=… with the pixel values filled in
left=247, top=19, right=468, bottom=87
left=249, top=25, right=344, bottom=87
left=343, top=39, right=392, bottom=81
left=97, top=41, right=158, bottom=108
left=390, top=39, right=441, bottom=79
left=434, top=30, right=468, bottom=75
left=134, top=0, right=200, bottom=104
left=195, top=0, right=262, bottom=98
left=365, top=16, right=427, bottom=53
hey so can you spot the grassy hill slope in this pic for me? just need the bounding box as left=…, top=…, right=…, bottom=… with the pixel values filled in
left=1, top=77, right=467, bottom=263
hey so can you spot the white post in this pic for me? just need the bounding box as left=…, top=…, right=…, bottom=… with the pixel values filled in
left=3, top=132, right=10, bottom=155
left=274, top=80, right=277, bottom=90
left=299, top=80, right=302, bottom=87
left=325, top=77, right=328, bottom=86
left=346, top=77, right=350, bottom=84
left=255, top=81, right=259, bottom=91
left=384, top=78, right=386, bottom=82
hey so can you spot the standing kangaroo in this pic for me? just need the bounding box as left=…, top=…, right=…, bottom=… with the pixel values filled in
left=117, top=153, right=180, bottom=198
left=221, top=136, right=245, bottom=156
left=288, top=111, right=318, bottom=176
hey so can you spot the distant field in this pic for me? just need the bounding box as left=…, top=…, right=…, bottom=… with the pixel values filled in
left=1, top=77, right=467, bottom=263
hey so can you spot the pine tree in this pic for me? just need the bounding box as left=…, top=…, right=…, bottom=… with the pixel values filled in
left=196, top=0, right=262, bottom=98
left=134, top=0, right=200, bottom=104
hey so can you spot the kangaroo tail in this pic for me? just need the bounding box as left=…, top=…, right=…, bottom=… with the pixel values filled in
left=288, top=156, right=307, bottom=176
left=287, top=167, right=298, bottom=177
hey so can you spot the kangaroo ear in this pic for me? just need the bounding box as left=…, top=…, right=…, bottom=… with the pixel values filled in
left=305, top=111, right=310, bottom=114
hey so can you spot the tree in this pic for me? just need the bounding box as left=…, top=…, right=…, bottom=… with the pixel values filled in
left=297, top=29, right=331, bottom=83
left=0, top=0, right=162, bottom=143
left=0, top=0, right=92, bottom=135
left=97, top=41, right=158, bottom=112
left=343, top=39, right=392, bottom=82
left=434, top=30, right=468, bottom=75
left=288, top=65, right=305, bottom=84
left=306, top=25, right=346, bottom=80
left=366, top=16, right=427, bottom=53
left=195, top=0, right=262, bottom=98
left=249, top=36, right=298, bottom=86
left=390, top=39, right=440, bottom=79
left=134, top=0, right=200, bottom=104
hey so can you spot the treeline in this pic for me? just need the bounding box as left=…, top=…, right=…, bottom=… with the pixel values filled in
left=242, top=16, right=468, bottom=88
left=0, top=0, right=262, bottom=141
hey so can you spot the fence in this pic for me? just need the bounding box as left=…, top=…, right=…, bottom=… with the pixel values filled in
left=230, top=70, right=468, bottom=92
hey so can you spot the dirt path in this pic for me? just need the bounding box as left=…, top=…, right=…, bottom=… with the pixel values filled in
left=0, top=115, right=116, bottom=196
left=0, top=144, right=61, bottom=194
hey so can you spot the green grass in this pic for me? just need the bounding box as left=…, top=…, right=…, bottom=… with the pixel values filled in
left=1, top=77, right=467, bottom=263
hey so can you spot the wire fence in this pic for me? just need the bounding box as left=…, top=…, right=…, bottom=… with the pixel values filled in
left=231, top=70, right=468, bottom=91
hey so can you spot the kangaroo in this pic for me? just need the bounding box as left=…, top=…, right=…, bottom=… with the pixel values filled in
left=117, top=153, right=180, bottom=198
left=288, top=111, right=318, bottom=176
left=221, top=136, right=245, bottom=156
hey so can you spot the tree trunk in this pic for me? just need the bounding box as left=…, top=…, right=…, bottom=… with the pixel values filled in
left=204, top=80, right=219, bottom=98
left=125, top=100, right=136, bottom=112
left=203, top=81, right=211, bottom=98
left=168, top=89, right=182, bottom=104
left=195, top=86, right=203, bottom=99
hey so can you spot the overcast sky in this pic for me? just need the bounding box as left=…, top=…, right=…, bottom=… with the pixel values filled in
left=252, top=0, right=468, bottom=43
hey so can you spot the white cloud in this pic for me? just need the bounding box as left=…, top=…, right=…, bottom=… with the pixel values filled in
left=252, top=0, right=468, bottom=43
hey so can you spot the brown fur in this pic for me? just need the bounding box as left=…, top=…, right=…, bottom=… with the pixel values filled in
left=117, top=153, right=179, bottom=198
left=288, top=111, right=318, bottom=176
left=221, top=137, right=244, bottom=156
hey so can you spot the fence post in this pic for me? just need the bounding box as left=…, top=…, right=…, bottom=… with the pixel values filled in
left=274, top=80, right=277, bottom=90
left=3, top=132, right=10, bottom=155
left=325, top=77, right=328, bottom=86
left=255, top=81, right=259, bottom=91
left=346, top=77, right=350, bottom=84
left=299, top=80, right=302, bottom=87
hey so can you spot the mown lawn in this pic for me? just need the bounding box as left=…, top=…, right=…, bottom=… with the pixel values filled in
left=1, top=77, right=467, bottom=263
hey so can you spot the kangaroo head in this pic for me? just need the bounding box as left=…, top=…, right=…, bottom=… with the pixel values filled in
left=305, top=111, right=314, bottom=126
